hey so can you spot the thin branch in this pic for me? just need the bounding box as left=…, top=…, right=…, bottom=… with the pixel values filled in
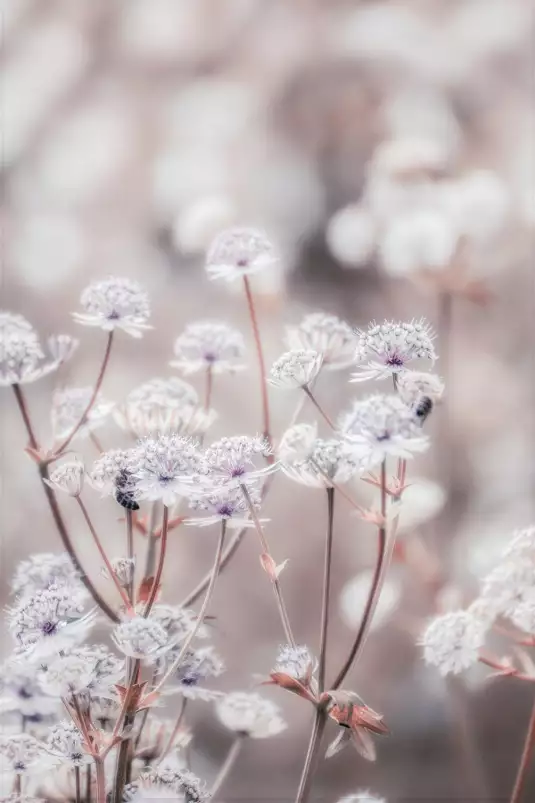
left=294, top=708, right=327, bottom=803
left=143, top=506, right=169, bottom=617
left=243, top=275, right=272, bottom=446
left=210, top=735, right=244, bottom=797
left=125, top=509, right=134, bottom=604
left=509, top=695, right=535, bottom=803
left=302, top=385, right=336, bottom=430
left=158, top=699, right=187, bottom=763
left=318, top=488, right=335, bottom=693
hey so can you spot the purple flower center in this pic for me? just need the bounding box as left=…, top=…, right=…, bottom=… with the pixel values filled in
left=386, top=355, right=404, bottom=367
left=217, top=504, right=234, bottom=518
left=230, top=465, right=245, bottom=478
left=237, top=258, right=248, bottom=267
left=41, top=621, right=58, bottom=635
left=204, top=352, right=217, bottom=363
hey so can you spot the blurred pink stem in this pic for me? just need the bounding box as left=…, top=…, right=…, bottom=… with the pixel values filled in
left=242, top=275, right=272, bottom=446
left=510, top=697, right=535, bottom=803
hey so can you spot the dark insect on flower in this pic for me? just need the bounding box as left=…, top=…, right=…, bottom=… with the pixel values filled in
left=114, top=469, right=140, bottom=511
left=414, top=396, right=433, bottom=422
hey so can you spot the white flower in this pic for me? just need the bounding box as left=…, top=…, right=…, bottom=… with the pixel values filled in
left=378, top=209, right=458, bottom=277
left=286, top=313, right=356, bottom=370
left=372, top=136, right=450, bottom=178
left=112, top=616, right=170, bottom=660
left=0, top=312, right=78, bottom=386
left=45, top=722, right=91, bottom=768
left=205, top=227, right=278, bottom=282
left=43, top=458, right=85, bottom=497
left=338, top=792, right=386, bottom=803
left=186, top=481, right=263, bottom=528
left=124, top=766, right=209, bottom=802
left=420, top=610, right=487, bottom=676
left=216, top=692, right=286, bottom=739
left=339, top=394, right=429, bottom=468
left=340, top=570, right=402, bottom=633
left=269, top=349, right=323, bottom=389
left=0, top=734, right=46, bottom=776
left=0, top=659, right=58, bottom=721
left=480, top=558, right=535, bottom=618
left=149, top=605, right=209, bottom=644
left=51, top=386, right=114, bottom=441
left=502, top=526, right=535, bottom=560
left=11, top=553, right=82, bottom=598
left=171, top=321, right=246, bottom=375
left=38, top=645, right=123, bottom=698
left=132, top=435, right=205, bottom=506
left=443, top=170, right=509, bottom=243
left=201, top=435, right=275, bottom=489
left=325, top=205, right=376, bottom=268
left=352, top=319, right=437, bottom=382
left=396, top=370, right=444, bottom=414
left=89, top=448, right=138, bottom=496
left=159, top=645, right=224, bottom=701
left=106, top=557, right=136, bottom=588
left=8, top=585, right=95, bottom=659
left=509, top=600, right=535, bottom=635
left=273, top=645, right=314, bottom=684
left=72, top=276, right=151, bottom=337
left=281, top=437, right=361, bottom=488
left=395, top=478, right=446, bottom=533
left=278, top=423, right=318, bottom=464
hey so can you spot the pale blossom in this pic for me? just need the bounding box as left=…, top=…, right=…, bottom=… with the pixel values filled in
left=0, top=312, right=77, bottom=387
left=216, top=692, right=286, bottom=739
left=73, top=276, right=151, bottom=337
left=420, top=610, right=487, bottom=676
left=285, top=312, right=356, bottom=370
left=171, top=321, right=246, bottom=375
left=269, top=349, right=323, bottom=390
left=206, top=227, right=278, bottom=282
left=50, top=386, right=113, bottom=442
left=43, top=458, right=85, bottom=497
left=352, top=319, right=437, bottom=382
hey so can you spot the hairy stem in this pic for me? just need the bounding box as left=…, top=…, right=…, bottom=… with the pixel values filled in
left=243, top=275, right=272, bottom=446
left=210, top=735, right=245, bottom=797
left=318, top=488, right=335, bottom=693
left=240, top=483, right=296, bottom=648
left=331, top=459, right=388, bottom=690
left=509, top=696, right=535, bottom=803
left=143, top=506, right=169, bottom=616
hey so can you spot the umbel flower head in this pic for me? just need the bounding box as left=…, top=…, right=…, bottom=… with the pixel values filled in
left=352, top=319, right=437, bottom=382
left=201, top=434, right=275, bottom=488
left=0, top=311, right=78, bottom=386
left=278, top=423, right=317, bottom=465
left=112, top=615, right=170, bottom=660
left=44, top=721, right=91, bottom=768
left=38, top=645, right=124, bottom=698
left=420, top=610, right=488, bottom=676
left=216, top=691, right=286, bottom=738
left=273, top=644, right=314, bottom=685
left=89, top=448, right=138, bottom=496
left=286, top=312, right=356, bottom=370
left=11, top=552, right=82, bottom=598
left=73, top=276, right=151, bottom=337
left=269, top=349, right=323, bottom=390
left=124, top=766, right=209, bottom=802
left=43, top=457, right=85, bottom=497
left=396, top=370, right=445, bottom=416
left=159, top=644, right=224, bottom=701
left=171, top=320, right=246, bottom=375
left=149, top=604, right=209, bottom=644
left=132, top=434, right=206, bottom=506
left=186, top=481, right=263, bottom=528
left=0, top=733, right=46, bottom=776
left=8, top=584, right=94, bottom=658
left=0, top=658, right=58, bottom=721
left=51, top=386, right=113, bottom=442
left=480, top=557, right=535, bottom=619
left=206, top=226, right=278, bottom=282
left=281, top=437, right=361, bottom=488
left=502, top=525, right=535, bottom=560
left=339, top=394, right=429, bottom=468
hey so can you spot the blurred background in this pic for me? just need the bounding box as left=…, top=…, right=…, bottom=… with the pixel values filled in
left=1, top=0, right=535, bottom=800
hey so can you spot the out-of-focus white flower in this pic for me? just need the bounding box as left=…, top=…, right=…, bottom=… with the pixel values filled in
left=339, top=394, right=429, bottom=468
left=89, top=448, right=138, bottom=496
left=0, top=312, right=78, bottom=387
left=371, top=136, right=451, bottom=178
left=273, top=645, right=314, bottom=685
left=269, top=349, right=323, bottom=389
left=352, top=319, right=437, bottom=382
left=396, top=371, right=444, bottom=415
left=149, top=605, right=208, bottom=644
left=281, top=438, right=361, bottom=488
left=73, top=277, right=151, bottom=337
left=124, top=766, right=209, bottom=802
left=0, top=659, right=58, bottom=721
left=420, top=610, right=487, bottom=676
left=201, top=435, right=275, bottom=489
left=340, top=570, right=402, bottom=632
left=441, top=170, right=509, bottom=243
left=106, top=557, right=136, bottom=589
left=379, top=210, right=458, bottom=277
left=11, top=553, right=81, bottom=598
left=509, top=600, right=535, bottom=635
left=0, top=734, right=46, bottom=776
left=395, top=479, right=446, bottom=533
left=206, top=227, right=278, bottom=282
left=38, top=645, right=123, bottom=699
left=51, top=387, right=113, bottom=442
left=43, top=458, right=85, bottom=497
left=216, top=692, right=286, bottom=739
left=159, top=645, right=224, bottom=701
left=171, top=321, right=246, bottom=375
left=44, top=722, right=91, bottom=768
left=285, top=313, right=356, bottom=370
left=8, top=585, right=94, bottom=659
left=277, top=423, right=317, bottom=465
left=480, top=558, right=535, bottom=618
left=502, top=526, right=535, bottom=560
left=132, top=435, right=205, bottom=506
left=172, top=195, right=238, bottom=255
left=337, top=792, right=386, bottom=803
left=112, top=616, right=170, bottom=660
left=186, top=482, right=262, bottom=528
left=326, top=205, right=376, bottom=267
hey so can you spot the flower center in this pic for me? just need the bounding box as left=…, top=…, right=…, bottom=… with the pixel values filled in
left=217, top=504, right=234, bottom=518
left=386, top=355, right=404, bottom=367
left=41, top=621, right=58, bottom=635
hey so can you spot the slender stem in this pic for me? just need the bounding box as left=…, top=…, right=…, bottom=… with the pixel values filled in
left=294, top=708, right=326, bottom=803
left=240, top=483, right=296, bottom=648
left=204, top=365, right=213, bottom=411
left=143, top=506, right=169, bottom=617
left=12, top=384, right=118, bottom=621
left=85, top=765, right=92, bottom=803
left=158, top=699, right=187, bottom=763
left=331, top=459, right=388, bottom=690
left=210, top=735, right=244, bottom=797
left=75, top=766, right=81, bottom=803
left=52, top=331, right=114, bottom=458
left=125, top=509, right=134, bottom=604
left=89, top=431, right=105, bottom=454
left=318, top=488, right=335, bottom=693
left=13, top=775, right=22, bottom=796
left=112, top=712, right=135, bottom=803
left=302, top=385, right=335, bottom=430
left=242, top=275, right=272, bottom=445
left=153, top=521, right=226, bottom=695
left=77, top=497, right=131, bottom=610
left=94, top=758, right=106, bottom=803
left=509, top=696, right=535, bottom=803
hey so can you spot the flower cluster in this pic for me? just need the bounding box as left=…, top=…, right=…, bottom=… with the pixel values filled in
left=352, top=319, right=436, bottom=382
left=171, top=320, right=246, bottom=375
left=0, top=312, right=77, bottom=386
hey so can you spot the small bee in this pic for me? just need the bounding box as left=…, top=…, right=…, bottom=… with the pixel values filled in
left=114, top=469, right=140, bottom=511
left=414, top=395, right=433, bottom=423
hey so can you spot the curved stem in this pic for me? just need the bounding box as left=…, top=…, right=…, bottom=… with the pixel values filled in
left=318, top=488, right=335, bottom=693
left=294, top=708, right=326, bottom=803
left=210, top=735, right=244, bottom=797
left=143, top=506, right=169, bottom=617
left=76, top=497, right=131, bottom=611
left=243, top=275, right=272, bottom=446
left=331, top=459, right=387, bottom=691
left=153, top=521, right=226, bottom=695
left=302, top=385, right=335, bottom=430
left=158, top=698, right=187, bottom=763
left=240, top=483, right=296, bottom=648
left=509, top=696, right=535, bottom=803
left=52, top=331, right=114, bottom=458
